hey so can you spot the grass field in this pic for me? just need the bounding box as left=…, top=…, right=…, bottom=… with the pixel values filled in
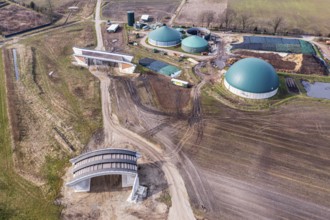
left=0, top=51, right=60, bottom=219
left=0, top=21, right=102, bottom=219
left=229, top=0, right=330, bottom=35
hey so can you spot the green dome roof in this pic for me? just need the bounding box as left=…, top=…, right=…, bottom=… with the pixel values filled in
left=182, top=36, right=208, bottom=48
left=225, top=58, right=279, bottom=93
left=148, top=26, right=181, bottom=42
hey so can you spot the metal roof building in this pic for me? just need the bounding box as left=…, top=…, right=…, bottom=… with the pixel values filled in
left=72, top=47, right=136, bottom=74
left=224, top=58, right=279, bottom=99
left=107, top=24, right=119, bottom=33
left=66, top=148, right=141, bottom=202
left=148, top=26, right=181, bottom=47
left=139, top=58, right=181, bottom=77
left=181, top=36, right=208, bottom=53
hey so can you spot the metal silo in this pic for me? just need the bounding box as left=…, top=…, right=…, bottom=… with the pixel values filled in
left=127, top=11, right=135, bottom=26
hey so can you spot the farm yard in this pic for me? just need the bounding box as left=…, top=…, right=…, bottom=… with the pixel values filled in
left=0, top=3, right=50, bottom=36
left=102, top=0, right=181, bottom=23
left=1, top=0, right=330, bottom=219
left=174, top=0, right=227, bottom=26
left=228, top=0, right=330, bottom=36
left=101, top=24, right=126, bottom=52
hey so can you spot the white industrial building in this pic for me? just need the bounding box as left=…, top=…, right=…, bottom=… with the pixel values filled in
left=107, top=24, right=119, bottom=33
left=141, top=14, right=150, bottom=22
left=72, top=47, right=136, bottom=74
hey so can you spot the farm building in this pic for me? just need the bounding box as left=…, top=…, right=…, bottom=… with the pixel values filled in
left=141, top=14, right=150, bottom=22
left=139, top=58, right=181, bottom=77
left=181, top=36, right=208, bottom=53
left=72, top=47, right=136, bottom=74
left=224, top=58, right=279, bottom=99
left=107, top=24, right=119, bottom=33
left=148, top=25, right=181, bottom=47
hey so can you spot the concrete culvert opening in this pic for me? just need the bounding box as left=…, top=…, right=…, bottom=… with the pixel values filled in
left=90, top=175, right=123, bottom=192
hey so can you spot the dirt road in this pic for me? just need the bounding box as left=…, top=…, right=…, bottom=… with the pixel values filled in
left=169, top=0, right=186, bottom=25
left=90, top=70, right=195, bottom=220
left=95, top=0, right=105, bottom=51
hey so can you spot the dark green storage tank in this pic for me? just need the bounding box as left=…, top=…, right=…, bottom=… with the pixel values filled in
left=127, top=11, right=135, bottom=26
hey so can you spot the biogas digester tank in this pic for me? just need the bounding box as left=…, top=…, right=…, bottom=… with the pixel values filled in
left=127, top=11, right=135, bottom=26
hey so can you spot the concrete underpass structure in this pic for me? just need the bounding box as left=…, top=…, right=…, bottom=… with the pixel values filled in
left=72, top=47, right=136, bottom=74
left=66, top=148, right=141, bottom=202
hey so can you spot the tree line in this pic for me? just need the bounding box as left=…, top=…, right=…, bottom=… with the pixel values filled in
left=199, top=9, right=330, bottom=37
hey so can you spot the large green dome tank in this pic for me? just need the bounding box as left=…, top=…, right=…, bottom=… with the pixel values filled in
left=148, top=26, right=181, bottom=47
left=181, top=35, right=208, bottom=53
left=224, top=58, right=279, bottom=99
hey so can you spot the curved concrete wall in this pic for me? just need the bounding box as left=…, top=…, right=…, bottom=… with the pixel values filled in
left=224, top=79, right=278, bottom=99
left=181, top=44, right=207, bottom=53
left=148, top=38, right=181, bottom=47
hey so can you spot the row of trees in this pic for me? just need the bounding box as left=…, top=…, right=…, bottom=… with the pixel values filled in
left=199, top=9, right=285, bottom=35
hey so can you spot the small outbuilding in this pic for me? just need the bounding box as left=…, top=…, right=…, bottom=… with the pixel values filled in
left=141, top=14, right=150, bottom=22
left=107, top=24, right=119, bottom=33
left=224, top=58, right=279, bottom=99
left=181, top=36, right=208, bottom=53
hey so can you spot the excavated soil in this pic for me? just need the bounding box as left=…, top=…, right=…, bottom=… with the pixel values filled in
left=234, top=50, right=326, bottom=75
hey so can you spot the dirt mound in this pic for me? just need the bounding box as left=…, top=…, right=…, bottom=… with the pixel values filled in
left=299, top=55, right=326, bottom=75
left=234, top=50, right=296, bottom=72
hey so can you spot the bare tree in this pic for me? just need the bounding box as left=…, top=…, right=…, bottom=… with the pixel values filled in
left=199, top=11, right=215, bottom=27
left=30, top=1, right=36, bottom=10
left=205, top=11, right=214, bottom=27
left=199, top=12, right=206, bottom=26
left=220, top=8, right=236, bottom=29
left=240, top=13, right=252, bottom=30
left=271, top=16, right=283, bottom=34
left=46, top=0, right=54, bottom=23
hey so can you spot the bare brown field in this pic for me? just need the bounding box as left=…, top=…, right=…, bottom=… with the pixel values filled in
left=178, top=97, right=330, bottom=219
left=11, top=0, right=97, bottom=25
left=102, top=0, right=181, bottom=22
left=107, top=64, right=330, bottom=219
left=0, top=4, right=49, bottom=35
left=175, top=0, right=227, bottom=27
left=15, top=0, right=79, bottom=9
